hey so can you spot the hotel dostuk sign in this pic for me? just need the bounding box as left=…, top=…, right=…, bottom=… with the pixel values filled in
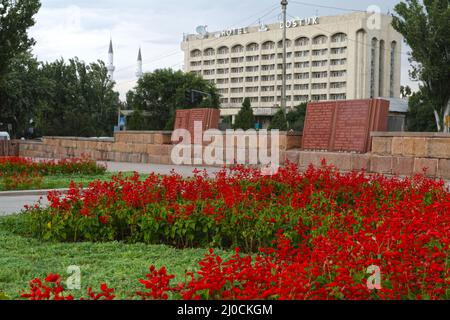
left=217, top=16, right=319, bottom=38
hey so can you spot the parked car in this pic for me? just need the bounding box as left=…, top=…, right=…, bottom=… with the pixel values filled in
left=0, top=132, right=10, bottom=141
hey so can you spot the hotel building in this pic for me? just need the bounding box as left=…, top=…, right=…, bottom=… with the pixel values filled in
left=181, top=12, right=403, bottom=126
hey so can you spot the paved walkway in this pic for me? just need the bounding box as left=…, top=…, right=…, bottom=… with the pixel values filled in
left=0, top=163, right=222, bottom=216
left=0, top=195, right=48, bottom=216
left=101, top=161, right=222, bottom=177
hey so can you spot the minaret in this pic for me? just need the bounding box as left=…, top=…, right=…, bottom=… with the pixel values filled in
left=136, top=47, right=143, bottom=78
left=107, top=39, right=115, bottom=80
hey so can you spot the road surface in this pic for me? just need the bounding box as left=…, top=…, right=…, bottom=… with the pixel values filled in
left=0, top=163, right=221, bottom=216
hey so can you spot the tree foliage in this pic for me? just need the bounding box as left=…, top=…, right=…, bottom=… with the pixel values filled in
left=406, top=91, right=437, bottom=132
left=286, top=103, right=307, bottom=132
left=0, top=0, right=41, bottom=81
left=269, top=109, right=288, bottom=131
left=35, top=58, right=120, bottom=137
left=392, top=0, right=450, bottom=131
left=234, top=98, right=255, bottom=130
left=126, top=69, right=220, bottom=131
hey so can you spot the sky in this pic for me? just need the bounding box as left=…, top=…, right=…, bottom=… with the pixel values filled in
left=29, top=0, right=416, bottom=99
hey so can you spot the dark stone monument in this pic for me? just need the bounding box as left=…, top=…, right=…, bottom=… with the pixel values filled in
left=302, top=99, right=390, bottom=153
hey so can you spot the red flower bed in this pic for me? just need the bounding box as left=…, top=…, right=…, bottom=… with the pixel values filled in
left=23, top=163, right=449, bottom=299
left=0, top=156, right=106, bottom=176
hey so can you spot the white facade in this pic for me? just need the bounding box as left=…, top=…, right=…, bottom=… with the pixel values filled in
left=181, top=12, right=403, bottom=122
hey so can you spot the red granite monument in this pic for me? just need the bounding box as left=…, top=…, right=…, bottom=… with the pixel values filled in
left=174, top=108, right=221, bottom=140
left=302, top=99, right=390, bottom=153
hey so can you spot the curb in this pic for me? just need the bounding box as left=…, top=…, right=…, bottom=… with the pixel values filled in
left=0, top=189, right=70, bottom=197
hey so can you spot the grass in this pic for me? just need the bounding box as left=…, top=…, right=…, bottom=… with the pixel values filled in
left=0, top=172, right=136, bottom=192
left=0, top=214, right=234, bottom=300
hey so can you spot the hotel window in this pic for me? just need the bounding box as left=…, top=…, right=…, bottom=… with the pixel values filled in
left=331, top=33, right=347, bottom=43
left=295, top=37, right=310, bottom=47
left=295, top=50, right=310, bottom=58
left=261, top=75, right=276, bottom=81
left=312, top=49, right=328, bottom=56
left=245, top=76, right=259, bottom=82
left=249, top=97, right=259, bottom=103
left=294, top=95, right=309, bottom=102
left=312, top=35, right=328, bottom=45
left=262, top=64, right=275, bottom=71
left=220, top=98, right=229, bottom=103
left=312, top=83, right=327, bottom=90
left=312, top=71, right=328, bottom=79
left=217, top=46, right=229, bottom=55
left=218, top=88, right=229, bottom=94
left=246, top=87, right=259, bottom=92
left=217, top=58, right=229, bottom=64
left=311, top=94, right=327, bottom=101
left=262, top=41, right=275, bottom=50
left=231, top=87, right=244, bottom=93
left=261, top=96, right=275, bottom=103
left=295, top=61, right=310, bottom=69
left=330, top=58, right=346, bottom=66
left=190, top=49, right=201, bottom=58
left=312, top=60, right=328, bottom=67
left=217, top=68, right=229, bottom=75
left=231, top=45, right=244, bottom=53
left=261, top=86, right=275, bottom=92
left=330, top=82, right=346, bottom=89
left=294, top=72, right=310, bottom=80
left=262, top=54, right=276, bottom=60
left=190, top=61, right=202, bottom=67
left=203, top=60, right=215, bottom=66
left=294, top=84, right=309, bottom=90
left=277, top=63, right=292, bottom=70
left=277, top=95, right=292, bottom=102
left=277, top=52, right=293, bottom=59
left=231, top=67, right=244, bottom=74
left=246, top=43, right=259, bottom=52
left=277, top=85, right=292, bottom=91
left=331, top=47, right=347, bottom=55
left=231, top=77, right=244, bottom=83
left=379, top=40, right=385, bottom=97
left=390, top=41, right=397, bottom=97
left=246, top=55, right=259, bottom=62
left=277, top=39, right=292, bottom=48
left=370, top=38, right=378, bottom=98
left=231, top=57, right=244, bottom=63
left=277, top=74, right=292, bottom=80
left=231, top=97, right=244, bottom=103
left=246, top=66, right=259, bottom=72
left=217, top=78, right=229, bottom=84
left=203, top=70, right=215, bottom=76
left=330, top=70, right=346, bottom=77
left=204, top=48, right=215, bottom=56
left=330, top=93, right=347, bottom=100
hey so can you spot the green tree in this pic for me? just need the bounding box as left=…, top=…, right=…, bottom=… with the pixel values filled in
left=0, top=0, right=41, bottom=81
left=0, top=52, right=49, bottom=138
left=286, top=102, right=307, bottom=132
left=233, top=98, right=255, bottom=130
left=127, top=69, right=220, bottom=130
left=0, top=0, right=41, bottom=137
left=392, top=0, right=450, bottom=132
left=127, top=109, right=148, bottom=131
left=36, top=58, right=120, bottom=137
left=269, top=109, right=288, bottom=131
left=406, top=90, right=437, bottom=132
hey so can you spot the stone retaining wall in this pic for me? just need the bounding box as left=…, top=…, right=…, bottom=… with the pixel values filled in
left=284, top=132, right=450, bottom=179
left=19, top=131, right=303, bottom=166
